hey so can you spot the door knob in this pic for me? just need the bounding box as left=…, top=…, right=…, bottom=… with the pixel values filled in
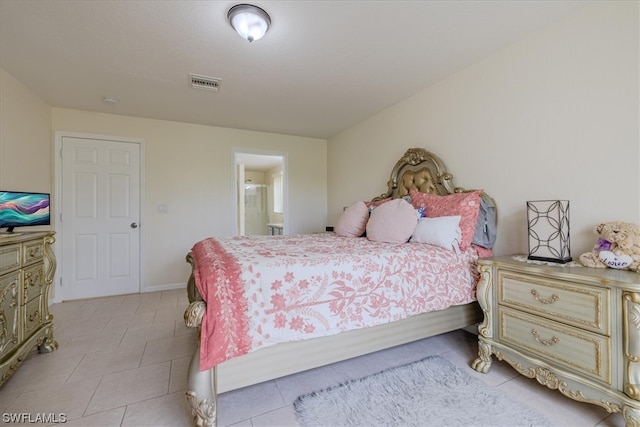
left=131, top=223, right=138, bottom=229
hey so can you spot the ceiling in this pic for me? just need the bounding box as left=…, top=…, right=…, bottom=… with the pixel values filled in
left=0, top=1, right=589, bottom=140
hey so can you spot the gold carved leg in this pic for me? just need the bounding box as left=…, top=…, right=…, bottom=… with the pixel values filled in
left=472, top=340, right=493, bottom=373
left=186, top=345, right=217, bottom=427
left=38, top=325, right=58, bottom=353
left=40, top=235, right=58, bottom=354
left=624, top=292, right=640, bottom=400
left=184, top=301, right=215, bottom=426
left=475, top=264, right=493, bottom=339
left=472, top=263, right=493, bottom=373
left=623, top=406, right=640, bottom=427
left=623, top=292, right=640, bottom=427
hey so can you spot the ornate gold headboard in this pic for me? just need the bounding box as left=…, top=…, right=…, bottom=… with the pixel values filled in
left=372, top=147, right=497, bottom=218
left=372, top=148, right=460, bottom=201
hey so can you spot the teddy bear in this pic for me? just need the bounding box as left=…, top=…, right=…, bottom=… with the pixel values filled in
left=579, top=221, right=640, bottom=272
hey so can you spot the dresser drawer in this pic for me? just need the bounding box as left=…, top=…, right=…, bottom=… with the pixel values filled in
left=23, top=293, right=43, bottom=338
left=22, top=240, right=44, bottom=266
left=0, top=244, right=21, bottom=275
left=0, top=272, right=21, bottom=356
left=22, top=263, right=44, bottom=304
left=498, top=270, right=609, bottom=335
left=499, top=306, right=610, bottom=384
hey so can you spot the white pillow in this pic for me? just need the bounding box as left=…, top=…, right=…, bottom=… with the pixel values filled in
left=410, top=215, right=462, bottom=251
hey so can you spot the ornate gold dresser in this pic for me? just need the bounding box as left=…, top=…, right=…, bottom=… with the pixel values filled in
left=0, top=231, right=57, bottom=386
left=473, top=256, right=640, bottom=425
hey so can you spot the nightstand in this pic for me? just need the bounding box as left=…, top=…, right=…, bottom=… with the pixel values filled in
left=472, top=256, right=640, bottom=426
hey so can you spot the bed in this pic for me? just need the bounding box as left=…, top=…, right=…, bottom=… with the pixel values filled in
left=183, top=147, right=497, bottom=426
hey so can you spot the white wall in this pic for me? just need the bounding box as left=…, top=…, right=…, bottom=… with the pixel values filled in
left=0, top=69, right=52, bottom=194
left=328, top=1, right=639, bottom=258
left=1, top=68, right=327, bottom=295
left=52, top=109, right=327, bottom=292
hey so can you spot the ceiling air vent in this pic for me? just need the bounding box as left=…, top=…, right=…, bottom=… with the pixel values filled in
left=189, top=73, right=221, bottom=92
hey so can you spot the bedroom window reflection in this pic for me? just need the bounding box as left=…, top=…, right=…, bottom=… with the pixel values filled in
left=273, top=171, right=283, bottom=214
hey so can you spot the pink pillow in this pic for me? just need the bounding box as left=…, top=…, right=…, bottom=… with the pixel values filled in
left=409, top=189, right=482, bottom=250
left=335, top=201, right=369, bottom=237
left=365, top=197, right=391, bottom=210
left=366, top=199, right=418, bottom=243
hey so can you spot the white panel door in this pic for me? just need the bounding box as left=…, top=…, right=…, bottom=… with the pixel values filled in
left=61, top=137, right=140, bottom=300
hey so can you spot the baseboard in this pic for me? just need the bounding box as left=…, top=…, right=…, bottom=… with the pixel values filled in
left=142, top=282, right=186, bottom=293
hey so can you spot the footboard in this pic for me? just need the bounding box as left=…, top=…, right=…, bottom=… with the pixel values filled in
left=183, top=249, right=483, bottom=426
left=184, top=252, right=218, bottom=427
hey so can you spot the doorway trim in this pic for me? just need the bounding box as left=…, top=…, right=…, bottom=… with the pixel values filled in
left=53, top=131, right=146, bottom=303
left=232, top=148, right=288, bottom=236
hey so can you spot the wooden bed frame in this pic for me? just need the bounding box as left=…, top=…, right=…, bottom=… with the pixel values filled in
left=183, top=147, right=495, bottom=426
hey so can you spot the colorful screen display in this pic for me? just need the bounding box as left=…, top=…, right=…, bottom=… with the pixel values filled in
left=0, top=191, right=51, bottom=231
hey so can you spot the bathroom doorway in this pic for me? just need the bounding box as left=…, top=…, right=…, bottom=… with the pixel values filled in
left=234, top=152, right=286, bottom=236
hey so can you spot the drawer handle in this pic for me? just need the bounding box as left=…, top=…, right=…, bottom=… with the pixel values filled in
left=28, top=247, right=41, bottom=257
left=28, top=310, right=40, bottom=322
left=531, top=329, right=559, bottom=346
left=530, top=289, right=559, bottom=304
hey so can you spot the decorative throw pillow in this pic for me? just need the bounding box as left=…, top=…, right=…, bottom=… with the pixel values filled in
left=472, top=196, right=497, bottom=249
left=366, top=198, right=418, bottom=243
left=410, top=216, right=462, bottom=252
left=365, top=197, right=392, bottom=212
left=335, top=201, right=369, bottom=237
left=409, top=189, right=482, bottom=251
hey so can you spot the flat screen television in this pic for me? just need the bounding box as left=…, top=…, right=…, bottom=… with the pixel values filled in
left=0, top=191, right=51, bottom=234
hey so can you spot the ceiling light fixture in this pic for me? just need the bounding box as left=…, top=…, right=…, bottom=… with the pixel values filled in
left=227, top=4, right=271, bottom=43
left=103, top=96, right=118, bottom=105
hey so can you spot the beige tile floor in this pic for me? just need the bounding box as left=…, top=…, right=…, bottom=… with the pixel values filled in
left=0, top=289, right=627, bottom=426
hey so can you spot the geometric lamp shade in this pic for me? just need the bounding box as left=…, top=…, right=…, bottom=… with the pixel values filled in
left=527, top=200, right=572, bottom=263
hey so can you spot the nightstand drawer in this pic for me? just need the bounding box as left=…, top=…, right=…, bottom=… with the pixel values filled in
left=498, top=270, right=609, bottom=335
left=499, top=306, right=610, bottom=384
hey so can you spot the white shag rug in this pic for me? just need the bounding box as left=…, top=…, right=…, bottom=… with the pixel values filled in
left=294, top=355, right=556, bottom=427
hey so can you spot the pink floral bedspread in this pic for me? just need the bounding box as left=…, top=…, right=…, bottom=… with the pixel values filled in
left=192, top=233, right=480, bottom=371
